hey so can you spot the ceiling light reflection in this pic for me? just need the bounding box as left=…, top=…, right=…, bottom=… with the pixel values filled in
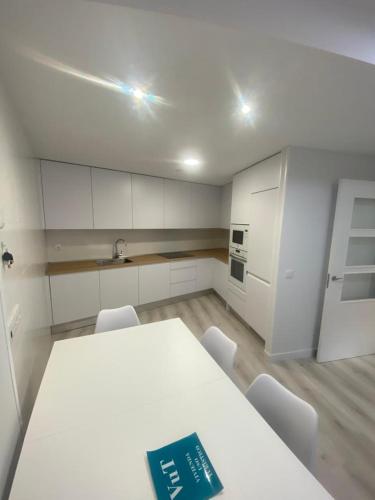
left=19, top=47, right=167, bottom=109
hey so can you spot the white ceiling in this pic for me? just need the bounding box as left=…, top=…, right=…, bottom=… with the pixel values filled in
left=0, top=0, right=375, bottom=185
left=92, top=0, right=375, bottom=65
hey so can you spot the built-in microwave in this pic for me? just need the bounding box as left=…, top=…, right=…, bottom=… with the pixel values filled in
left=230, top=224, right=249, bottom=252
left=229, top=249, right=247, bottom=291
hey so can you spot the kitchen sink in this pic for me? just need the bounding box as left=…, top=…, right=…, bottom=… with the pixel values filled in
left=158, top=252, right=194, bottom=259
left=96, top=258, right=132, bottom=266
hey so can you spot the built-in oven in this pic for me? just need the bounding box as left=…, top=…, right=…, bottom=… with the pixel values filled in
left=230, top=224, right=249, bottom=252
left=229, top=249, right=247, bottom=291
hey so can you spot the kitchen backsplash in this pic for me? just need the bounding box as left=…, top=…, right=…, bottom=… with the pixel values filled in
left=46, top=229, right=229, bottom=262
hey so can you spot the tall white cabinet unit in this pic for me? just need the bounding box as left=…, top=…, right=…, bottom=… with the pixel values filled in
left=132, top=175, right=164, bottom=229
left=41, top=161, right=93, bottom=229
left=92, top=169, right=132, bottom=229
left=230, top=153, right=283, bottom=342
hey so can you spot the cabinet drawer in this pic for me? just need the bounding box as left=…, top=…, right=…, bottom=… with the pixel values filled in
left=170, top=280, right=196, bottom=297
left=170, top=266, right=197, bottom=283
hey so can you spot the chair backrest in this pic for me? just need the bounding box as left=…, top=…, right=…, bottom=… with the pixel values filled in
left=245, top=373, right=318, bottom=472
left=95, top=305, right=140, bottom=334
left=201, top=326, right=237, bottom=378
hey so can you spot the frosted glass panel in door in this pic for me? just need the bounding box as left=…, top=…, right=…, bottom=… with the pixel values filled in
left=351, top=198, right=375, bottom=228
left=346, top=237, right=375, bottom=266
left=247, top=188, right=279, bottom=283
left=341, top=273, right=375, bottom=301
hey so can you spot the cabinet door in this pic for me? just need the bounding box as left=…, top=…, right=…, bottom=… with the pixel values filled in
left=50, top=272, right=100, bottom=324
left=196, top=259, right=213, bottom=290
left=250, top=154, right=282, bottom=193
left=247, top=188, right=280, bottom=283
left=99, top=267, right=139, bottom=309
left=139, top=263, right=170, bottom=304
left=220, top=183, right=232, bottom=229
left=191, top=184, right=221, bottom=228
left=92, top=168, right=132, bottom=229
left=132, top=175, right=164, bottom=228
left=41, top=161, right=93, bottom=229
left=212, top=260, right=228, bottom=300
left=164, top=179, right=192, bottom=228
left=231, top=169, right=252, bottom=225
left=246, top=274, right=271, bottom=341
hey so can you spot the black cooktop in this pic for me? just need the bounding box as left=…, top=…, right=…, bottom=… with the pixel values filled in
left=158, top=252, right=194, bottom=259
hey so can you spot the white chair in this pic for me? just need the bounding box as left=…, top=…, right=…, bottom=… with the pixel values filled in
left=95, top=305, right=140, bottom=334
left=200, top=326, right=237, bottom=378
left=245, top=373, right=318, bottom=473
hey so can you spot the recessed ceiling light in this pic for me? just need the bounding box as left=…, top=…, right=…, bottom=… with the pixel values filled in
left=133, top=88, right=145, bottom=100
left=183, top=158, right=201, bottom=167
left=241, top=103, right=251, bottom=115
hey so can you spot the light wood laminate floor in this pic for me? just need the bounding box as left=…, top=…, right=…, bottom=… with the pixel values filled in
left=54, top=292, right=375, bottom=500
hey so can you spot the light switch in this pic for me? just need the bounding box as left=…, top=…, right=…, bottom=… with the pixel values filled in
left=284, top=269, right=295, bottom=279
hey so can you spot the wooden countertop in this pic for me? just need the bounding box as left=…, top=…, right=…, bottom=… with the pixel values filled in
left=47, top=248, right=229, bottom=275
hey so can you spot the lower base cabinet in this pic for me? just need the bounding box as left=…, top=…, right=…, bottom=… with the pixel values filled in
left=139, top=263, right=170, bottom=304
left=50, top=271, right=100, bottom=324
left=212, top=260, right=228, bottom=301
left=49, top=258, right=230, bottom=325
left=227, top=282, right=247, bottom=320
left=99, top=267, right=139, bottom=310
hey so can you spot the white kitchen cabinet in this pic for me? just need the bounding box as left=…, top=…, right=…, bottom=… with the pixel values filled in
left=191, top=184, right=221, bottom=228
left=196, top=258, right=213, bottom=290
left=50, top=271, right=100, bottom=324
left=220, top=183, right=232, bottom=229
left=247, top=188, right=280, bottom=284
left=132, top=174, right=164, bottom=229
left=164, top=179, right=192, bottom=228
left=227, top=282, right=247, bottom=320
left=246, top=274, right=272, bottom=341
left=231, top=168, right=252, bottom=225
left=139, top=263, right=170, bottom=304
left=41, top=161, right=93, bottom=229
left=212, top=259, right=228, bottom=301
left=99, top=267, right=139, bottom=309
left=250, top=154, right=282, bottom=193
left=169, top=260, right=197, bottom=297
left=92, top=168, right=132, bottom=229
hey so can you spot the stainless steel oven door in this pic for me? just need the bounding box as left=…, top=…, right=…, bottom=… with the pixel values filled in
left=229, top=253, right=247, bottom=291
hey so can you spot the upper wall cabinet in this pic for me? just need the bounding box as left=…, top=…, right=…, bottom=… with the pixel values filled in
left=164, top=179, right=192, bottom=228
left=92, top=168, right=132, bottom=229
left=250, top=154, right=282, bottom=194
left=191, top=184, right=221, bottom=228
left=231, top=168, right=253, bottom=225
left=231, top=153, right=282, bottom=225
left=132, top=174, right=164, bottom=229
left=220, top=183, right=232, bottom=229
left=41, top=161, right=93, bottom=229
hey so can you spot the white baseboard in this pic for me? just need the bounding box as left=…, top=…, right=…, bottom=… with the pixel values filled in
left=265, top=347, right=316, bottom=362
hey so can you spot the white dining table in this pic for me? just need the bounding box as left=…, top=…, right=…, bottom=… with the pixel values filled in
left=9, top=318, right=331, bottom=499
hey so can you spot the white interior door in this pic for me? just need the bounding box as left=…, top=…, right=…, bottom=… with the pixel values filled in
left=0, top=291, right=21, bottom=496
left=317, top=179, right=375, bottom=362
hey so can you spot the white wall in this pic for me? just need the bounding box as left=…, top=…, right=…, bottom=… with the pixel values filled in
left=46, top=228, right=229, bottom=262
left=269, top=146, right=375, bottom=358
left=0, top=82, right=51, bottom=422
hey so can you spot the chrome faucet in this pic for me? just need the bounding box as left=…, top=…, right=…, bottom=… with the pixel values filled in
left=113, top=238, right=127, bottom=259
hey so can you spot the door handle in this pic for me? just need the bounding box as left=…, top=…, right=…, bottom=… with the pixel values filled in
left=331, top=275, right=344, bottom=281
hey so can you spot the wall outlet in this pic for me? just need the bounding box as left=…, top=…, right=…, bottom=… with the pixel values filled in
left=284, top=269, right=295, bottom=279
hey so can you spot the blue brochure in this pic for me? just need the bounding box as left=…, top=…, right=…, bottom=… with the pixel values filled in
left=147, top=432, right=223, bottom=500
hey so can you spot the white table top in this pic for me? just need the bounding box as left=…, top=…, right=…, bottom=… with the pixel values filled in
left=10, top=318, right=331, bottom=499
